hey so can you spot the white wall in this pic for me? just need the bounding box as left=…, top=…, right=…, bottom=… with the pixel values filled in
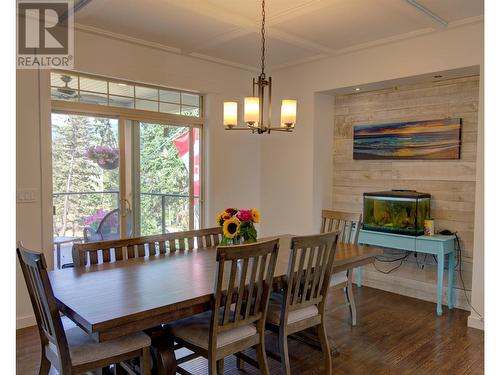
left=263, top=22, right=483, bottom=326
left=16, top=29, right=261, bottom=328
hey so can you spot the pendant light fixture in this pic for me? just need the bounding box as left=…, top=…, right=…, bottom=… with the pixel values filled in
left=223, top=0, right=297, bottom=134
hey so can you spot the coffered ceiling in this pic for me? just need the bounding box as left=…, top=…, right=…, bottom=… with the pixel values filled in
left=75, top=0, right=484, bottom=71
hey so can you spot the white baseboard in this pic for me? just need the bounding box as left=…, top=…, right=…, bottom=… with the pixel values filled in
left=467, top=314, right=484, bottom=330
left=356, top=264, right=473, bottom=312
left=17, top=314, right=36, bottom=329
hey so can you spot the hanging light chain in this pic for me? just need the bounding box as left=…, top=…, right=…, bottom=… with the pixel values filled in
left=260, top=0, right=266, bottom=77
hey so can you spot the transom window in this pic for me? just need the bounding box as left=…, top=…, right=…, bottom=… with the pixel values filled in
left=50, top=70, right=202, bottom=118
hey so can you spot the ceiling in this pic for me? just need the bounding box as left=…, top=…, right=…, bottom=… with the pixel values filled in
left=75, top=0, right=484, bottom=72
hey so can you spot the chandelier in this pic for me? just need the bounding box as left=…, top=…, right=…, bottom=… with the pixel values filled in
left=223, top=0, right=297, bottom=134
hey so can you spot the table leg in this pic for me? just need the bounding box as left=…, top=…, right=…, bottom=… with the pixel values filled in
left=150, top=330, right=176, bottom=375
left=346, top=269, right=357, bottom=326
left=357, top=267, right=362, bottom=288
left=448, top=250, right=455, bottom=310
left=437, top=251, right=444, bottom=316
left=56, top=244, right=61, bottom=270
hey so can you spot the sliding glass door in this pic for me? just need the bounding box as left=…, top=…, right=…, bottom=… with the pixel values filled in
left=133, top=122, right=201, bottom=236
left=51, top=113, right=129, bottom=267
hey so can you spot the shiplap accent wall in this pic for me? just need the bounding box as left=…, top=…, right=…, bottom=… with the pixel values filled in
left=332, top=76, right=479, bottom=258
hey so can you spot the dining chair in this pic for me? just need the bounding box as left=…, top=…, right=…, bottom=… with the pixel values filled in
left=265, top=231, right=339, bottom=375
left=72, top=227, right=223, bottom=267
left=321, top=209, right=362, bottom=326
left=17, top=243, right=152, bottom=375
left=165, top=238, right=280, bottom=375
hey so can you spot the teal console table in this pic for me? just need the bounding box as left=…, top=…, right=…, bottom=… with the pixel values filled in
left=357, top=229, right=456, bottom=316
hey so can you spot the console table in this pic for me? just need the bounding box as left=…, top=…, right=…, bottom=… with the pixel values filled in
left=357, top=229, right=456, bottom=316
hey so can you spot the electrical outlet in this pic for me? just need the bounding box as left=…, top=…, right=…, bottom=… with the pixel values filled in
left=16, top=189, right=38, bottom=203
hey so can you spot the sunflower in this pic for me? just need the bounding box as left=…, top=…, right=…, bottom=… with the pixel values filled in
left=223, top=217, right=240, bottom=239
left=251, top=208, right=261, bottom=223
left=216, top=211, right=227, bottom=226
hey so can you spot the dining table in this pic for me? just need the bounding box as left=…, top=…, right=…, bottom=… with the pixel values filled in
left=49, top=234, right=382, bottom=375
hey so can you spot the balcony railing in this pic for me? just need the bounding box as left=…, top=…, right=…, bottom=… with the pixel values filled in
left=53, top=190, right=192, bottom=237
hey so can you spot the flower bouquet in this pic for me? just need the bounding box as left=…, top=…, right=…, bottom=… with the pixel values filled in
left=216, top=208, right=260, bottom=245
left=85, top=145, right=119, bottom=170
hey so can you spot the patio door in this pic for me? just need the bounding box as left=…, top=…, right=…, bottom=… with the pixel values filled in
left=51, top=113, right=203, bottom=266
left=132, top=121, right=201, bottom=236
left=51, top=113, right=129, bottom=267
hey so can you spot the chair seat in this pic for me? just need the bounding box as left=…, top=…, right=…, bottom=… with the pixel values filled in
left=168, top=311, right=257, bottom=350
left=46, top=317, right=151, bottom=367
left=266, top=298, right=319, bottom=325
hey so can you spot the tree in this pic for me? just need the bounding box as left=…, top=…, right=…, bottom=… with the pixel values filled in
left=52, top=114, right=119, bottom=237
left=139, top=123, right=189, bottom=234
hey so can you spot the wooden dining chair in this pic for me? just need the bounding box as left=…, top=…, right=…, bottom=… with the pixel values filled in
left=72, top=227, right=223, bottom=267
left=321, top=210, right=362, bottom=326
left=165, top=238, right=280, bottom=375
left=265, top=231, right=339, bottom=375
left=17, top=243, right=152, bottom=375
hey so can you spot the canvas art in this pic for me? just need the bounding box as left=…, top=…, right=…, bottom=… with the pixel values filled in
left=353, top=118, right=462, bottom=160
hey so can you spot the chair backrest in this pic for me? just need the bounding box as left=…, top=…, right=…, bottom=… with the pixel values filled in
left=72, top=226, right=223, bottom=267
left=210, top=239, right=280, bottom=347
left=17, top=243, right=72, bottom=373
left=320, top=210, right=361, bottom=244
left=283, top=232, right=339, bottom=316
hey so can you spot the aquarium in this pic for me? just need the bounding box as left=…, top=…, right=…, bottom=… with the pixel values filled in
left=362, top=190, right=431, bottom=236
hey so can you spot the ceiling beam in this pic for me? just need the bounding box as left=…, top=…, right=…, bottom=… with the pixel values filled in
left=167, top=0, right=337, bottom=55
left=60, top=0, right=92, bottom=22
left=404, top=0, right=448, bottom=28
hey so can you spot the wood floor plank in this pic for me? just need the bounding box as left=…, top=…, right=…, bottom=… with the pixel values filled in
left=16, top=287, right=483, bottom=375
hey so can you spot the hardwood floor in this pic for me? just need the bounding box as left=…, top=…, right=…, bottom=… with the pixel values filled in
left=16, top=286, right=483, bottom=375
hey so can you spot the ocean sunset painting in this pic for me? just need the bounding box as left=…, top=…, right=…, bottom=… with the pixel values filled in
left=353, top=118, right=462, bottom=160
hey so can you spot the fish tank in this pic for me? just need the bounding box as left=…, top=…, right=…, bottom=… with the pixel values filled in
left=362, top=190, right=431, bottom=236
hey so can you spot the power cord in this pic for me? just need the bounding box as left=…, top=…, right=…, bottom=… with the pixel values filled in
left=372, top=231, right=483, bottom=319
left=374, top=252, right=410, bottom=274
left=452, top=232, right=483, bottom=319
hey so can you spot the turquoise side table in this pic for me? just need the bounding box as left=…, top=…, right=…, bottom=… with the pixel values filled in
left=357, top=229, right=456, bottom=316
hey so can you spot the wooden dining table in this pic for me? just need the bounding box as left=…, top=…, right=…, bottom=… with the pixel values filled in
left=49, top=234, right=382, bottom=375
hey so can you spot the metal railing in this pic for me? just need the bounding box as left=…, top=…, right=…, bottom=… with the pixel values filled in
left=53, top=190, right=192, bottom=235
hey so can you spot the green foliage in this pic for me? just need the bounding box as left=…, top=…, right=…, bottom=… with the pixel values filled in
left=52, top=114, right=119, bottom=237
left=240, top=221, right=257, bottom=243
left=139, top=123, right=189, bottom=235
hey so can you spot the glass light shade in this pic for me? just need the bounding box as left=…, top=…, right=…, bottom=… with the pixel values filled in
left=223, top=102, right=238, bottom=128
left=281, top=99, right=297, bottom=128
left=244, top=96, right=260, bottom=125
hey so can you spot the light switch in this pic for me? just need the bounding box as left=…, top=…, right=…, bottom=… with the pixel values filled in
left=16, top=189, right=38, bottom=203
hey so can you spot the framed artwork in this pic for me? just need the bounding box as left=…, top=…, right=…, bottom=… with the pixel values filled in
left=353, top=118, right=462, bottom=160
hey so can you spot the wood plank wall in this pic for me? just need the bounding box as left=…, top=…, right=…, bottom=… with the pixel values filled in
left=332, top=76, right=479, bottom=258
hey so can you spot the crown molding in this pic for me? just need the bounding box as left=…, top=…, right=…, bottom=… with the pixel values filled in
left=75, top=23, right=182, bottom=54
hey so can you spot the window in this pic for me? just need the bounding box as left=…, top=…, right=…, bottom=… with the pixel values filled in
left=50, top=71, right=202, bottom=118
